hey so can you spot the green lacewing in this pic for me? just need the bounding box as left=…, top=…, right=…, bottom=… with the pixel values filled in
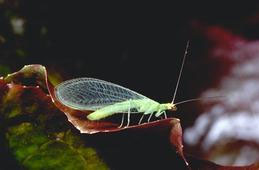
left=55, top=42, right=193, bottom=127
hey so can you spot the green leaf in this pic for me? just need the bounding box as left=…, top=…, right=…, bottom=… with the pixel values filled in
left=0, top=76, right=109, bottom=170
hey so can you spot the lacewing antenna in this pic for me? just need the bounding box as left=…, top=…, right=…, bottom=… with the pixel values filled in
left=171, top=41, right=190, bottom=104
left=174, top=96, right=225, bottom=106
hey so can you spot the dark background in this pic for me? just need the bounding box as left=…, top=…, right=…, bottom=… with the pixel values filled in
left=1, top=1, right=259, bottom=104
left=1, top=1, right=259, bottom=169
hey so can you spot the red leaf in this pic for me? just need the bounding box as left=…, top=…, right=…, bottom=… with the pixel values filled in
left=169, top=118, right=189, bottom=166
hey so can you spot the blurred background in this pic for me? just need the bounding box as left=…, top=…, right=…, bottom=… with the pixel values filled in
left=1, top=0, right=259, bottom=166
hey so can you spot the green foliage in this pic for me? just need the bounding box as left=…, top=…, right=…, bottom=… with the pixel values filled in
left=6, top=123, right=107, bottom=170
left=0, top=80, right=109, bottom=170
left=0, top=65, right=11, bottom=77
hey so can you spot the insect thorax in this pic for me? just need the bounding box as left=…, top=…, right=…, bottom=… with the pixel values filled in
left=129, top=99, right=175, bottom=113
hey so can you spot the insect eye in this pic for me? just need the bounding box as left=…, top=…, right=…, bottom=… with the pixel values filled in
left=169, top=104, right=177, bottom=111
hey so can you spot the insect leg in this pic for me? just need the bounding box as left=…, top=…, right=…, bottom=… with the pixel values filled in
left=118, top=113, right=125, bottom=128
left=138, top=114, right=145, bottom=124
left=148, top=112, right=154, bottom=122
left=126, top=100, right=131, bottom=127
left=156, top=111, right=163, bottom=119
left=163, top=111, right=167, bottom=119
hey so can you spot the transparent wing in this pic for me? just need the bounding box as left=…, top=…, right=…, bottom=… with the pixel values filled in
left=54, top=78, right=149, bottom=111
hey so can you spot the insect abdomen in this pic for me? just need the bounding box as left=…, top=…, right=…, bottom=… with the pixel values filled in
left=87, top=101, right=133, bottom=120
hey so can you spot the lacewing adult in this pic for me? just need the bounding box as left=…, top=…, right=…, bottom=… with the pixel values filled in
left=55, top=41, right=204, bottom=127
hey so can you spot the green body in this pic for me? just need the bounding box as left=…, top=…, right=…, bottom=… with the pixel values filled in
left=87, top=99, right=175, bottom=120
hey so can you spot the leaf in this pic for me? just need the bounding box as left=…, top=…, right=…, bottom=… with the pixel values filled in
left=169, top=118, right=259, bottom=169
left=169, top=118, right=188, bottom=166
left=3, top=65, right=259, bottom=170
left=0, top=75, right=109, bottom=170
left=186, top=156, right=259, bottom=170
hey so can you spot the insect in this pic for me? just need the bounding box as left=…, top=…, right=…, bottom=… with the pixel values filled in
left=55, top=41, right=199, bottom=127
